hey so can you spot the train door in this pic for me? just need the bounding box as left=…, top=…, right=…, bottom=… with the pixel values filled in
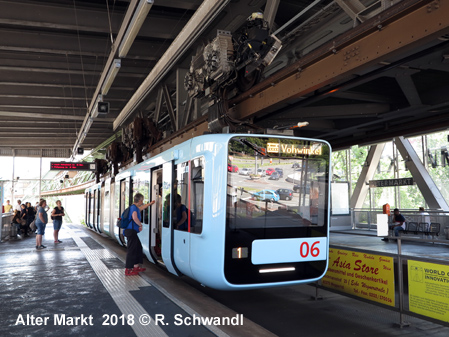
left=92, top=189, right=97, bottom=232
left=161, top=161, right=181, bottom=276
left=172, top=161, right=191, bottom=276
left=87, top=191, right=93, bottom=228
left=150, top=168, right=163, bottom=264
left=84, top=192, right=89, bottom=228
left=97, top=185, right=103, bottom=233
left=116, top=177, right=131, bottom=246
left=131, top=173, right=153, bottom=262
left=103, top=179, right=111, bottom=235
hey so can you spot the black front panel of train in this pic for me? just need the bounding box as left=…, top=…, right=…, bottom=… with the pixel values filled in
left=224, top=227, right=327, bottom=285
left=225, top=135, right=330, bottom=285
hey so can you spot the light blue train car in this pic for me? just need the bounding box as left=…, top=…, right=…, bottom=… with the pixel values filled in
left=85, top=134, right=331, bottom=290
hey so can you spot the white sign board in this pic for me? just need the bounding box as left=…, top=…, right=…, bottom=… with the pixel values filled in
left=377, top=214, right=389, bottom=237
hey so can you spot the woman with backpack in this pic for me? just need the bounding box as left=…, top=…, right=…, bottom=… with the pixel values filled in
left=124, top=193, right=155, bottom=276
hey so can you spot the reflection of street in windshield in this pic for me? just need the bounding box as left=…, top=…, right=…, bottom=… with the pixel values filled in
left=228, top=162, right=315, bottom=219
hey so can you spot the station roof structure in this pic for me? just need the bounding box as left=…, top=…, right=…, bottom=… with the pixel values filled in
left=0, top=0, right=449, bottom=157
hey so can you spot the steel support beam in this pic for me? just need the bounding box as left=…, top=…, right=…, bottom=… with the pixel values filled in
left=176, top=68, right=188, bottom=130
left=335, top=0, right=366, bottom=23
left=394, top=136, right=449, bottom=211
left=72, top=0, right=144, bottom=158
left=162, top=85, right=177, bottom=132
left=113, top=0, right=231, bottom=130
left=264, top=0, right=280, bottom=30
left=0, top=111, right=85, bottom=121
left=154, top=87, right=163, bottom=123
left=147, top=117, right=208, bottom=157
left=395, top=73, right=422, bottom=106
left=229, top=0, right=449, bottom=121
left=182, top=96, right=194, bottom=127
left=350, top=143, right=385, bottom=209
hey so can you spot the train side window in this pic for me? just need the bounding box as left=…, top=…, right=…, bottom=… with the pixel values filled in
left=173, top=162, right=189, bottom=231
left=190, top=157, right=204, bottom=234
left=132, top=177, right=150, bottom=225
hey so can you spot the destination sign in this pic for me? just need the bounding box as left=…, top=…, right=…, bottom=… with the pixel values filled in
left=50, top=162, right=96, bottom=171
left=369, top=178, right=414, bottom=188
left=267, top=143, right=322, bottom=155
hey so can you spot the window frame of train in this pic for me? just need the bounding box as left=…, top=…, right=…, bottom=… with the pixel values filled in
left=87, top=191, right=93, bottom=228
left=116, top=176, right=132, bottom=246
left=131, top=174, right=150, bottom=226
left=93, top=188, right=97, bottom=231
left=173, top=157, right=205, bottom=234
left=84, top=191, right=90, bottom=228
left=225, top=136, right=331, bottom=285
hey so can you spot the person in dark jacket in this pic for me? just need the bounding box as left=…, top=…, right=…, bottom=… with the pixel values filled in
left=51, top=200, right=65, bottom=243
left=26, top=202, right=36, bottom=233
left=19, top=204, right=30, bottom=237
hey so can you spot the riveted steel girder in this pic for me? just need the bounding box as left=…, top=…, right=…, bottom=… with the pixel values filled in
left=229, top=0, right=449, bottom=121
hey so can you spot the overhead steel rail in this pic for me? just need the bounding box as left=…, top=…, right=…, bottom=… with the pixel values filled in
left=227, top=0, right=449, bottom=145
left=112, top=0, right=231, bottom=131
left=125, top=0, right=449, bottom=155
left=72, top=0, right=155, bottom=159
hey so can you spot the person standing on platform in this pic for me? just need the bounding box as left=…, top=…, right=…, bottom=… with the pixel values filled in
left=14, top=200, right=22, bottom=213
left=35, top=199, right=48, bottom=249
left=4, top=200, right=13, bottom=213
left=124, top=193, right=155, bottom=276
left=26, top=202, right=36, bottom=234
left=51, top=200, right=65, bottom=244
left=418, top=207, right=431, bottom=232
left=382, top=208, right=405, bottom=241
left=20, top=203, right=29, bottom=236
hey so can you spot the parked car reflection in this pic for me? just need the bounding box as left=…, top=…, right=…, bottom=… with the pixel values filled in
left=269, top=172, right=281, bottom=180
left=265, top=168, right=275, bottom=175
left=239, top=168, right=253, bottom=175
left=253, top=189, right=280, bottom=202
left=276, top=188, right=293, bottom=201
left=256, top=168, right=266, bottom=176
left=228, top=164, right=239, bottom=173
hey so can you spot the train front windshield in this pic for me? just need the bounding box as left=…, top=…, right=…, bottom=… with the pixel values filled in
left=225, top=136, right=331, bottom=285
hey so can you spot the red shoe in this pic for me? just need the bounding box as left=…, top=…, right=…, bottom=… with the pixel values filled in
left=133, top=267, right=146, bottom=272
left=125, top=268, right=139, bottom=276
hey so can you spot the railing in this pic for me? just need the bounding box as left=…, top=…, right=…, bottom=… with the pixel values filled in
left=351, top=208, right=449, bottom=238
left=315, top=236, right=449, bottom=328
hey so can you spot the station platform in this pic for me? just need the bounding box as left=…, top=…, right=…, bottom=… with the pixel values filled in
left=0, top=224, right=272, bottom=337
left=329, top=228, right=449, bottom=261
left=1, top=224, right=449, bottom=336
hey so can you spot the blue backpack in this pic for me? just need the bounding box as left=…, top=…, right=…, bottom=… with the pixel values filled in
left=117, top=206, right=132, bottom=228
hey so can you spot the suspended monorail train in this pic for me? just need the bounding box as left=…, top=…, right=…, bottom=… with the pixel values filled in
left=85, top=134, right=331, bottom=290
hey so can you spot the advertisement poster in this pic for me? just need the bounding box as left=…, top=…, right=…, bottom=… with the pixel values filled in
left=408, top=260, right=449, bottom=323
left=322, top=248, right=395, bottom=306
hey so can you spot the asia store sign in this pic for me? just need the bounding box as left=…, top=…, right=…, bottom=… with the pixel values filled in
left=408, top=260, right=449, bottom=323
left=266, top=143, right=322, bottom=155
left=321, top=248, right=395, bottom=306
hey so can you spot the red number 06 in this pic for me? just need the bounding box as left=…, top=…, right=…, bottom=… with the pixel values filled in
left=300, top=241, right=320, bottom=258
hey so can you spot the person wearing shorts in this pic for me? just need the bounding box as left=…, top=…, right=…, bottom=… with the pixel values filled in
left=35, top=199, right=48, bottom=250
left=51, top=200, right=65, bottom=244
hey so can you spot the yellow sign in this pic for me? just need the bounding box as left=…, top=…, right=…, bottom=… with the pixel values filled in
left=266, top=143, right=322, bottom=155
left=322, top=248, right=395, bottom=306
left=408, top=260, right=449, bottom=323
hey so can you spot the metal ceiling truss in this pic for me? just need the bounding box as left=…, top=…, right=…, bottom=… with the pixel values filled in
left=227, top=0, right=449, bottom=149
